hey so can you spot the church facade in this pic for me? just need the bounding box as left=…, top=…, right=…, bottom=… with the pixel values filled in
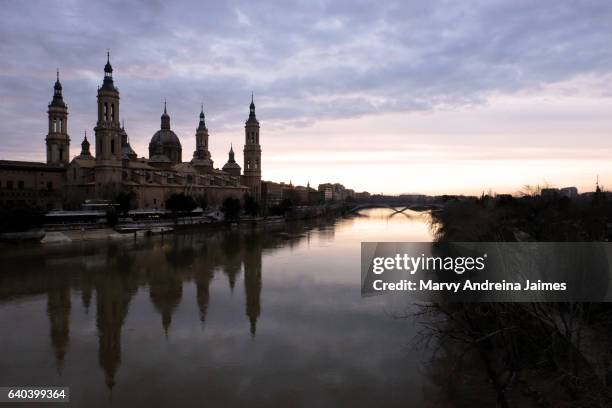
left=0, top=54, right=263, bottom=210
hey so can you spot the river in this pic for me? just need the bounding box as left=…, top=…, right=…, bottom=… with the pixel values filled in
left=0, top=208, right=438, bottom=407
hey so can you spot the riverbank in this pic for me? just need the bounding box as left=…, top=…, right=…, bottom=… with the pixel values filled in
left=426, top=194, right=612, bottom=407
left=0, top=203, right=352, bottom=246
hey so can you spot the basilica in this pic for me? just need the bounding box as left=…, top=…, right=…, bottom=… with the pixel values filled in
left=0, top=53, right=262, bottom=210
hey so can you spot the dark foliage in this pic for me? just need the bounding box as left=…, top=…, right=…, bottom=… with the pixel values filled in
left=269, top=198, right=293, bottom=216
left=423, top=193, right=612, bottom=406
left=244, top=194, right=259, bottom=216
left=116, top=191, right=137, bottom=215
left=195, top=194, right=208, bottom=210
left=221, top=197, right=241, bottom=220
left=0, top=206, right=45, bottom=232
left=105, top=206, right=118, bottom=227
left=166, top=193, right=197, bottom=214
left=430, top=194, right=610, bottom=242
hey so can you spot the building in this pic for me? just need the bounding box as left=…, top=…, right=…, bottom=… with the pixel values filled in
left=0, top=54, right=264, bottom=210
left=318, top=182, right=351, bottom=202
left=559, top=187, right=578, bottom=198
left=318, top=183, right=334, bottom=202
left=261, top=181, right=318, bottom=208
left=0, top=161, right=65, bottom=209
left=355, top=191, right=371, bottom=201
left=261, top=181, right=285, bottom=207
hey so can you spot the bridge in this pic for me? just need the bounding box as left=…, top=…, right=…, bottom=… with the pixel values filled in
left=348, top=202, right=442, bottom=214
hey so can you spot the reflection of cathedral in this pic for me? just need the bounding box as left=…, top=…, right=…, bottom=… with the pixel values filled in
left=244, top=238, right=262, bottom=336
left=95, top=264, right=138, bottom=389
left=149, top=263, right=183, bottom=335
left=46, top=277, right=71, bottom=374
left=0, top=53, right=263, bottom=209
left=0, top=220, right=340, bottom=391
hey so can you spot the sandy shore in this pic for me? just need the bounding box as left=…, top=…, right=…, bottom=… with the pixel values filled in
left=41, top=228, right=135, bottom=244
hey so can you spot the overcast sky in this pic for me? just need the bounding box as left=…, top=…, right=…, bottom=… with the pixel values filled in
left=2, top=0, right=612, bottom=194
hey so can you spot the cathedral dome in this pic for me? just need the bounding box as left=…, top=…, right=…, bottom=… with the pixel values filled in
left=148, top=130, right=182, bottom=163
left=150, top=129, right=181, bottom=147
left=148, top=102, right=182, bottom=164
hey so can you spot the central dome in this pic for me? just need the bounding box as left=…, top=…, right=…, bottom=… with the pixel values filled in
left=148, top=103, right=182, bottom=164
left=149, top=129, right=182, bottom=164
left=150, top=129, right=181, bottom=146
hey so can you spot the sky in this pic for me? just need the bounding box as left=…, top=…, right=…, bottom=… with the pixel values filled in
left=2, top=0, right=612, bottom=195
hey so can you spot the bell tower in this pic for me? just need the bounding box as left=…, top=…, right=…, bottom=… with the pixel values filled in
left=191, top=105, right=213, bottom=171
left=46, top=70, right=70, bottom=166
left=242, top=94, right=262, bottom=200
left=94, top=51, right=123, bottom=189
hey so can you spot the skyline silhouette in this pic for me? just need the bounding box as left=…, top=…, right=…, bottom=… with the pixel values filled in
left=1, top=2, right=612, bottom=194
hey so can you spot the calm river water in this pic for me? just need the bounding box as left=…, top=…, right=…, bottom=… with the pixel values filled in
left=0, top=208, right=438, bottom=407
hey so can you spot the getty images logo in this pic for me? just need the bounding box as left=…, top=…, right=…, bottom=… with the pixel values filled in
left=371, top=253, right=488, bottom=275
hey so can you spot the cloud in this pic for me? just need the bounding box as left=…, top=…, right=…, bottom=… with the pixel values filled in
left=1, top=0, right=612, bottom=192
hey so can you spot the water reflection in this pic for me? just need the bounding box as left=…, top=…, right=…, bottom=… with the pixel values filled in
left=0, top=220, right=335, bottom=389
left=0, top=209, right=435, bottom=407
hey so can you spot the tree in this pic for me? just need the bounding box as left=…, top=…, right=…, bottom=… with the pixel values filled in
left=195, top=194, right=208, bottom=210
left=269, top=198, right=293, bottom=216
left=105, top=206, right=118, bottom=227
left=166, top=193, right=197, bottom=214
left=0, top=205, right=45, bottom=232
left=244, top=194, right=259, bottom=216
left=116, top=191, right=137, bottom=215
left=221, top=197, right=241, bottom=220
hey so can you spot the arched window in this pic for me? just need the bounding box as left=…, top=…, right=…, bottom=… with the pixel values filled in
left=53, top=118, right=57, bottom=132
left=59, top=118, right=63, bottom=133
left=111, top=104, right=114, bottom=122
left=73, top=168, right=77, bottom=180
left=104, top=103, right=108, bottom=121
left=110, top=139, right=115, bottom=154
left=59, top=148, right=63, bottom=161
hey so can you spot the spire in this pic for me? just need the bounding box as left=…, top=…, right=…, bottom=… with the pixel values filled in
left=81, top=131, right=91, bottom=156
left=100, top=49, right=116, bottom=91
left=50, top=69, right=66, bottom=108
left=197, top=104, right=207, bottom=132
left=104, top=49, right=113, bottom=76
left=54, top=69, right=62, bottom=94
left=161, top=100, right=170, bottom=130
left=247, top=92, right=258, bottom=123
left=228, top=144, right=235, bottom=162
